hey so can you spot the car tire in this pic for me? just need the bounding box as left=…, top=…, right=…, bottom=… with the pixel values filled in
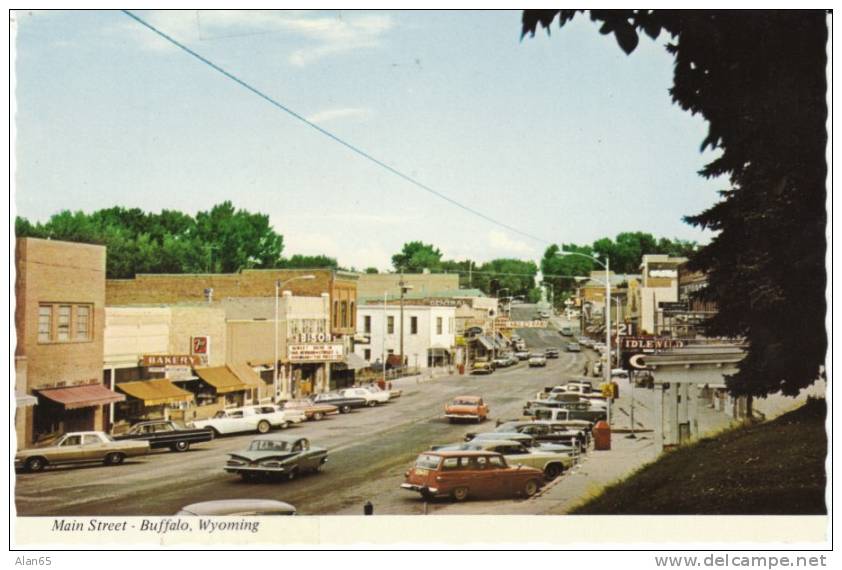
left=451, top=487, right=469, bottom=502
left=340, top=405, right=351, bottom=414
left=366, top=400, right=377, bottom=408
left=256, top=420, right=271, bottom=434
left=312, top=412, right=324, bottom=421
left=543, top=463, right=563, bottom=481
left=104, top=452, right=125, bottom=466
left=523, top=479, right=540, bottom=498
left=279, top=421, right=290, bottom=430
left=25, top=456, right=47, bottom=473
left=173, top=440, right=190, bottom=452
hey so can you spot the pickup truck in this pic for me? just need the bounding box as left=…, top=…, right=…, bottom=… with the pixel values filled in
left=523, top=399, right=607, bottom=423
left=530, top=408, right=594, bottom=430
left=114, top=420, right=214, bottom=452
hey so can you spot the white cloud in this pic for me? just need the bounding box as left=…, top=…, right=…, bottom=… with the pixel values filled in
left=486, top=230, right=536, bottom=256
left=117, top=10, right=394, bottom=65
left=305, top=107, right=371, bottom=125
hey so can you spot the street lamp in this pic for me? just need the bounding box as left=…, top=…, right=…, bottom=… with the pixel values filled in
left=557, top=250, right=612, bottom=425
left=274, top=274, right=316, bottom=402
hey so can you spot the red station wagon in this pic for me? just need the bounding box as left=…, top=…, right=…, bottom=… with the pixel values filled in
left=401, top=450, right=544, bottom=501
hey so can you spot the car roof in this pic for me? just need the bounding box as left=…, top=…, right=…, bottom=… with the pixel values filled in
left=251, top=434, right=307, bottom=443
left=423, top=450, right=503, bottom=457
left=179, top=500, right=296, bottom=516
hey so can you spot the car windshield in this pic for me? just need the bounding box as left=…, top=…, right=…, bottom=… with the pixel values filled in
left=453, top=399, right=477, bottom=406
left=248, top=439, right=290, bottom=452
left=415, top=454, right=441, bottom=470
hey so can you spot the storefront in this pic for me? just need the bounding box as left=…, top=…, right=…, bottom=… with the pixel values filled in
left=188, top=366, right=251, bottom=417
left=35, top=384, right=125, bottom=438
left=113, top=379, right=194, bottom=428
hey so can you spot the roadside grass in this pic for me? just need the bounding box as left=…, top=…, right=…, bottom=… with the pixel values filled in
left=571, top=398, right=827, bottom=515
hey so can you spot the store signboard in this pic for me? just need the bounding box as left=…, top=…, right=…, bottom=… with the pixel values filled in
left=142, top=354, right=201, bottom=367
left=496, top=319, right=547, bottom=329
left=288, top=343, right=345, bottom=363
left=620, top=337, right=687, bottom=351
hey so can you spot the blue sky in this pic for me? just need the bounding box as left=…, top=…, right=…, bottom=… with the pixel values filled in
left=13, top=9, right=723, bottom=271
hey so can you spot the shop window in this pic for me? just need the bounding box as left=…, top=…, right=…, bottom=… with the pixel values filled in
left=410, top=316, right=418, bottom=334
left=38, top=305, right=52, bottom=342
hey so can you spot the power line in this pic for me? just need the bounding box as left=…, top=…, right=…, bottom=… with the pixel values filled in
left=122, top=10, right=551, bottom=246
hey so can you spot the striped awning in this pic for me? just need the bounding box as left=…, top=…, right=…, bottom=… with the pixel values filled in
left=37, top=384, right=125, bottom=410
left=195, top=366, right=249, bottom=394
left=116, top=379, right=194, bottom=407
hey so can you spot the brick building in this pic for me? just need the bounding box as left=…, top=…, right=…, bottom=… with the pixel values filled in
left=15, top=238, right=124, bottom=448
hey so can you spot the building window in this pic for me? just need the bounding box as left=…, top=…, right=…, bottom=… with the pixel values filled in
left=410, top=316, right=418, bottom=335
left=350, top=302, right=355, bottom=328
left=75, top=305, right=91, bottom=340
left=38, top=305, right=52, bottom=342
left=364, top=349, right=371, bottom=361
left=57, top=305, right=71, bottom=341
left=333, top=301, right=339, bottom=328
left=364, top=315, right=371, bottom=334
left=387, top=316, right=395, bottom=334
left=341, top=301, right=348, bottom=328
left=436, top=317, right=443, bottom=335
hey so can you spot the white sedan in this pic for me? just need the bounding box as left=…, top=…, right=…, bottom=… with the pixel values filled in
left=340, top=387, right=390, bottom=407
left=191, top=405, right=304, bottom=435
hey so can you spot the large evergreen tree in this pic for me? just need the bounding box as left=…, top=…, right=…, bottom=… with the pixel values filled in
left=523, top=10, right=828, bottom=399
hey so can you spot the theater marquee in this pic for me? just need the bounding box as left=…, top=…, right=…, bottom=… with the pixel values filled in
left=288, top=343, right=345, bottom=363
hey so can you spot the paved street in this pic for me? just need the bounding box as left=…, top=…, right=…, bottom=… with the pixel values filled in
left=16, top=314, right=589, bottom=517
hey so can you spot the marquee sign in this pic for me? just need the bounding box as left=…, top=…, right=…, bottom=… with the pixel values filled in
left=288, top=343, right=345, bottom=363
left=620, top=337, right=687, bottom=351
left=495, top=319, right=547, bottom=329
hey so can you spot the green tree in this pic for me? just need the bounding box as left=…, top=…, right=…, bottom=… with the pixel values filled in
left=523, top=10, right=827, bottom=402
left=540, top=243, right=594, bottom=307
left=440, top=259, right=476, bottom=288
left=364, top=267, right=380, bottom=274
left=473, top=258, right=539, bottom=299
left=391, top=241, right=443, bottom=273
left=279, top=254, right=339, bottom=269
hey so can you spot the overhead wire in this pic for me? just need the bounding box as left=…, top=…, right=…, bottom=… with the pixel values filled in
left=122, top=10, right=553, bottom=247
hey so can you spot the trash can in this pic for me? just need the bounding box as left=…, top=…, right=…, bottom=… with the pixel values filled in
left=458, top=364, right=465, bottom=375
left=592, top=420, right=611, bottom=451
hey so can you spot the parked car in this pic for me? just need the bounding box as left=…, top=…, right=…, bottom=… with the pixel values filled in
left=611, top=369, right=630, bottom=381
left=531, top=407, right=594, bottom=430
left=492, top=355, right=514, bottom=368
left=470, top=360, right=495, bottom=375
left=492, top=421, right=588, bottom=449
left=528, top=354, right=547, bottom=367
left=401, top=451, right=544, bottom=501
left=225, top=434, right=328, bottom=482
left=560, top=327, right=574, bottom=336
left=514, top=350, right=530, bottom=361
left=281, top=398, right=339, bottom=421
left=15, top=431, right=150, bottom=473
left=312, top=392, right=367, bottom=414
left=593, top=342, right=607, bottom=353
left=176, top=499, right=296, bottom=516
left=545, top=348, right=560, bottom=359
left=339, top=386, right=390, bottom=407
left=455, top=439, right=575, bottom=480
left=191, top=405, right=303, bottom=435
left=113, top=419, right=213, bottom=452
left=444, top=396, right=489, bottom=423
left=566, top=342, right=581, bottom=353
left=523, top=399, right=607, bottom=423
left=460, top=431, right=575, bottom=454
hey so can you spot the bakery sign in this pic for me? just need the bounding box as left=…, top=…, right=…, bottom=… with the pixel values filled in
left=142, top=355, right=201, bottom=367
left=288, top=343, right=345, bottom=363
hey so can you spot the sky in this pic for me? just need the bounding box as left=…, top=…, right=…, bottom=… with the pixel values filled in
left=13, top=9, right=724, bottom=272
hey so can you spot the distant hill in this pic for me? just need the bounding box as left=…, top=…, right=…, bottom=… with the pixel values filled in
left=572, top=398, right=827, bottom=515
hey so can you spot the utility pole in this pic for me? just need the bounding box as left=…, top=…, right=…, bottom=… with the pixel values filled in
left=398, top=270, right=407, bottom=374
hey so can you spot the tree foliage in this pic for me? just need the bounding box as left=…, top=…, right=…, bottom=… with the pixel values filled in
left=523, top=10, right=828, bottom=398
left=472, top=258, right=539, bottom=299
left=278, top=254, right=338, bottom=270
left=16, top=202, right=287, bottom=278
left=391, top=241, right=443, bottom=273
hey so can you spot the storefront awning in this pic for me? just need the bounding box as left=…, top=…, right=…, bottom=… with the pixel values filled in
left=476, top=335, right=495, bottom=350
left=195, top=366, right=250, bottom=394
left=37, top=384, right=125, bottom=410
left=117, top=379, right=194, bottom=407
left=227, top=362, right=265, bottom=387
left=16, top=390, right=38, bottom=408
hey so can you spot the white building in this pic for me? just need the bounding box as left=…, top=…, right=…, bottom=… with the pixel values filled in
left=354, top=304, right=456, bottom=369
left=639, top=255, right=687, bottom=334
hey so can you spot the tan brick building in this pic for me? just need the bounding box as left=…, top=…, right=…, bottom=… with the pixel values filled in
left=15, top=238, right=123, bottom=448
